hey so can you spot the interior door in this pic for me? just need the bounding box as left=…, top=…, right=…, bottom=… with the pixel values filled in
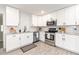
left=0, top=14, right=3, bottom=48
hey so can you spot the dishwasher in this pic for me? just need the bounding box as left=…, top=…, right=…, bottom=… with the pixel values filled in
left=33, top=32, right=39, bottom=43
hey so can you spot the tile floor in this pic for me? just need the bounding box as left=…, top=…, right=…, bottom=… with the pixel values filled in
left=0, top=41, right=78, bottom=55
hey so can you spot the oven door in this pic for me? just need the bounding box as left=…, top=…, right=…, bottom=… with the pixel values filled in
left=47, top=33, right=50, bottom=39
left=50, top=34, right=54, bottom=40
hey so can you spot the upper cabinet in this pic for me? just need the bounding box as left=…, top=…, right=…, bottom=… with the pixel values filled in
left=37, top=16, right=43, bottom=26
left=75, top=5, right=79, bottom=25
left=32, top=14, right=55, bottom=27
left=51, top=12, right=57, bottom=20
left=32, top=15, right=47, bottom=26
left=56, top=9, right=65, bottom=25
left=32, top=5, right=79, bottom=26
left=57, top=5, right=77, bottom=25
left=65, top=6, right=75, bottom=25
left=6, top=6, right=19, bottom=26
left=32, top=15, right=38, bottom=26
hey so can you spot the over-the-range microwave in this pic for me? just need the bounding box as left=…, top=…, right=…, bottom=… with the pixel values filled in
left=47, top=20, right=57, bottom=26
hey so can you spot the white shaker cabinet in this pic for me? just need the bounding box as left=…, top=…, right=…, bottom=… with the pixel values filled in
left=42, top=16, right=47, bottom=26
left=21, top=33, right=33, bottom=47
left=6, top=33, right=33, bottom=52
left=55, top=33, right=75, bottom=51
left=75, top=36, right=79, bottom=53
left=38, top=16, right=47, bottom=26
left=65, top=6, right=75, bottom=25
left=51, top=12, right=57, bottom=20
left=32, top=15, right=47, bottom=26
left=75, top=5, right=79, bottom=25
left=37, top=16, right=43, bottom=26
left=39, top=32, right=45, bottom=42
left=6, top=34, right=20, bottom=52
left=55, top=33, right=65, bottom=48
left=6, top=6, right=19, bottom=26
left=55, top=33, right=79, bottom=54
left=56, top=9, right=65, bottom=25
left=32, top=15, right=38, bottom=26
left=65, top=34, right=76, bottom=51
left=56, top=5, right=76, bottom=25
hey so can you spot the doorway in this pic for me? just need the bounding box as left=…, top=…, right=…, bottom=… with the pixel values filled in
left=0, top=14, right=3, bottom=49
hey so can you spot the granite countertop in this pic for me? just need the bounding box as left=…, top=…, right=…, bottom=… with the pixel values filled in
left=6, top=31, right=34, bottom=35
left=57, top=32, right=79, bottom=36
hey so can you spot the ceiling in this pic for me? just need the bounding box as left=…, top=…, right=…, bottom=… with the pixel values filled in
left=9, top=4, right=74, bottom=15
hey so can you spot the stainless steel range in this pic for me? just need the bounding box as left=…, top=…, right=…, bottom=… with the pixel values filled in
left=45, top=28, right=58, bottom=46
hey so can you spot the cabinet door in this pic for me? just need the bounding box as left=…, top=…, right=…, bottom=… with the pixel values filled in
left=39, top=32, right=45, bottom=42
left=65, top=34, right=76, bottom=51
left=21, top=33, right=33, bottom=46
left=55, top=33, right=64, bottom=47
left=51, top=12, right=57, bottom=20
left=42, top=15, right=48, bottom=26
left=32, top=15, right=38, bottom=26
left=75, top=5, right=79, bottom=25
left=6, top=6, right=19, bottom=26
left=65, top=6, right=75, bottom=25
left=75, top=36, right=79, bottom=53
left=20, top=34, right=27, bottom=46
left=37, top=16, right=43, bottom=26
left=56, top=9, right=65, bottom=25
left=37, top=16, right=46, bottom=26
left=46, top=14, right=52, bottom=21
left=6, top=35, right=20, bottom=52
left=42, top=16, right=47, bottom=26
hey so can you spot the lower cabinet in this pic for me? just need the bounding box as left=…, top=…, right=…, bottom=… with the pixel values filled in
left=6, top=34, right=20, bottom=52
left=74, top=36, right=79, bottom=53
left=39, top=32, right=45, bottom=42
left=65, top=34, right=75, bottom=51
left=55, top=33, right=64, bottom=48
left=6, top=33, right=33, bottom=52
left=55, top=33, right=79, bottom=54
left=21, top=33, right=33, bottom=47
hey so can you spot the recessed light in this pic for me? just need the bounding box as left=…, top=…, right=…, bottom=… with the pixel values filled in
left=41, top=10, right=45, bottom=14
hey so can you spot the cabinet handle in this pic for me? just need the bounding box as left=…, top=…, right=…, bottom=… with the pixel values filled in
left=13, top=35, right=16, bottom=37
left=19, top=37, right=21, bottom=40
left=62, top=38, right=65, bottom=40
left=27, top=36, right=29, bottom=38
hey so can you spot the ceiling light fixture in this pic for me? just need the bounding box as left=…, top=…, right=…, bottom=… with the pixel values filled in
left=41, top=10, right=45, bottom=14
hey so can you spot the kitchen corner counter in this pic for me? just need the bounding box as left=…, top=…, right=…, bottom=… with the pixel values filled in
left=56, top=32, right=79, bottom=36
left=6, top=31, right=34, bottom=35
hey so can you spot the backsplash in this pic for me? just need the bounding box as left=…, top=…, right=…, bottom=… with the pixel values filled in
left=65, top=26, right=79, bottom=33
left=40, top=25, right=79, bottom=34
left=57, top=25, right=79, bottom=34
left=41, top=26, right=57, bottom=31
left=6, top=26, right=38, bottom=34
